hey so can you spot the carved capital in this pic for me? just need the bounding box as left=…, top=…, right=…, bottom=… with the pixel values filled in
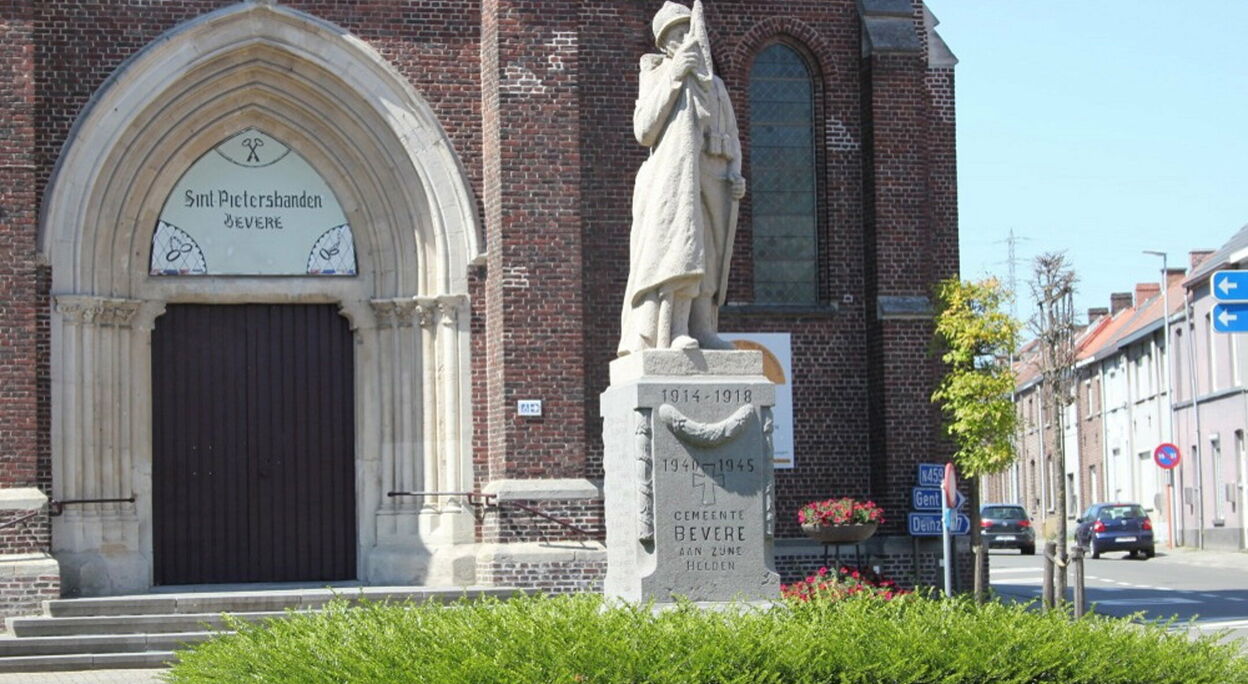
left=413, top=298, right=438, bottom=329
left=370, top=297, right=422, bottom=329
left=369, top=299, right=398, bottom=328
left=56, top=295, right=142, bottom=327
left=393, top=300, right=420, bottom=327
left=436, top=295, right=466, bottom=328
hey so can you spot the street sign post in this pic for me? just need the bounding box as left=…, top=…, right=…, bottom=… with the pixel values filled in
left=1212, top=270, right=1248, bottom=301
left=941, top=463, right=957, bottom=596
left=1153, top=443, right=1181, bottom=470
left=1213, top=303, right=1248, bottom=333
left=911, top=461, right=968, bottom=599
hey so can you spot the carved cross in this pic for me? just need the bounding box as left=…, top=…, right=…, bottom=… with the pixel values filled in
left=691, top=463, right=725, bottom=506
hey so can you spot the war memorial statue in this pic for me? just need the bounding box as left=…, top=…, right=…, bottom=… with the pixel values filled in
left=618, top=0, right=746, bottom=357
left=603, top=1, right=779, bottom=603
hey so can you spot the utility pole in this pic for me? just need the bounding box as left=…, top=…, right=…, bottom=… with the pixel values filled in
left=1185, top=285, right=1206, bottom=548
left=1000, top=229, right=1029, bottom=503
left=1143, top=250, right=1175, bottom=548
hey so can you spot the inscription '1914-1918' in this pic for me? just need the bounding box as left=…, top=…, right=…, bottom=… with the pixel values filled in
left=661, top=388, right=752, bottom=405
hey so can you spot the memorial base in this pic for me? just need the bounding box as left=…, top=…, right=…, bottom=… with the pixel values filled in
left=602, top=350, right=780, bottom=603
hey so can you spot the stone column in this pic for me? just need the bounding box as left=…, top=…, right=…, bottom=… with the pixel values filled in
left=368, top=297, right=425, bottom=534
left=51, top=294, right=152, bottom=596
left=365, top=294, right=474, bottom=585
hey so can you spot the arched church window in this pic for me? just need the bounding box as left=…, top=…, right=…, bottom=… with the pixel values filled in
left=150, top=128, right=357, bottom=276
left=749, top=43, right=817, bottom=304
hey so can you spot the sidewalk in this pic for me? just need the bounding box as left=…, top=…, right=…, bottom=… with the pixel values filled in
left=0, top=669, right=164, bottom=683
left=1156, top=545, right=1248, bottom=570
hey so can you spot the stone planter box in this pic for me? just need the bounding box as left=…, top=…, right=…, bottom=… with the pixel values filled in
left=800, top=522, right=878, bottom=545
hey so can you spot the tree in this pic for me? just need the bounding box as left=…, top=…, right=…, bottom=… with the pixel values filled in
left=932, top=277, right=1021, bottom=602
left=1029, top=253, right=1078, bottom=606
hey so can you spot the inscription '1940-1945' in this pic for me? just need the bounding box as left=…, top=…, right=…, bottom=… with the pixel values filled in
left=674, top=509, right=746, bottom=572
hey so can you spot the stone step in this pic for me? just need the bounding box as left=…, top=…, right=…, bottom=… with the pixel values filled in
left=0, top=631, right=213, bottom=656
left=45, top=585, right=515, bottom=617
left=0, top=585, right=521, bottom=673
left=0, top=651, right=176, bottom=673
left=8, top=611, right=286, bottom=637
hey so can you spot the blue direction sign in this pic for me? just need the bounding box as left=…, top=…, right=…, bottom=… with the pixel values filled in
left=1213, top=303, right=1248, bottom=333
left=908, top=512, right=970, bottom=536
left=912, top=487, right=966, bottom=511
left=1213, top=270, right=1248, bottom=301
left=917, top=463, right=944, bottom=488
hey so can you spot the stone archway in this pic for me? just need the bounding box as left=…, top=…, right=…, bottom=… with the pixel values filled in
left=39, top=2, right=481, bottom=595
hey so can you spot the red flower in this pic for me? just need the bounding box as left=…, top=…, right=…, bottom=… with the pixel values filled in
left=798, top=497, right=886, bottom=526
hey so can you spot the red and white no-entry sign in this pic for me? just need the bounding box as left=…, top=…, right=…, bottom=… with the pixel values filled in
left=942, top=462, right=958, bottom=508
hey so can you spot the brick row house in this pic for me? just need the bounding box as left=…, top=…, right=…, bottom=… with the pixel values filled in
left=986, top=236, right=1248, bottom=551
left=0, top=0, right=964, bottom=616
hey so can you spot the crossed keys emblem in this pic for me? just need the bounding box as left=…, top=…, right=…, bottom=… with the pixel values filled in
left=241, top=137, right=264, bottom=163
left=691, top=463, right=725, bottom=506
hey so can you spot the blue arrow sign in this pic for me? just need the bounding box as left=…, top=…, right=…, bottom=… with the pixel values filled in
left=908, top=512, right=970, bottom=536
left=1213, top=270, right=1248, bottom=302
left=913, top=487, right=942, bottom=511
left=917, top=463, right=944, bottom=488
left=913, top=487, right=966, bottom=511
left=1213, top=303, right=1248, bottom=333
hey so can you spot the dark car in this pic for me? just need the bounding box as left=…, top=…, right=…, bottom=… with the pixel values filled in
left=1075, top=503, right=1155, bottom=559
left=980, top=504, right=1036, bottom=555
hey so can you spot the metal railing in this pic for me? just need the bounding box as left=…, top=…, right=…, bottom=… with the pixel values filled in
left=49, top=496, right=136, bottom=517
left=387, top=490, right=598, bottom=539
left=0, top=509, right=42, bottom=532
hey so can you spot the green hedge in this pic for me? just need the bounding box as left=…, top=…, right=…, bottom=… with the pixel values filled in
left=165, top=593, right=1248, bottom=684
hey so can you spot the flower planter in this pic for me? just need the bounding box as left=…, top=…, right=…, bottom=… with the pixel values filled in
left=801, top=522, right=878, bottom=544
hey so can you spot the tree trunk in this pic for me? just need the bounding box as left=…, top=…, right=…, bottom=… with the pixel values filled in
left=970, top=476, right=986, bottom=604
left=1052, top=391, right=1068, bottom=606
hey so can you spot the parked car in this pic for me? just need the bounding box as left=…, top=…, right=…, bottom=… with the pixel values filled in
left=1074, top=502, right=1155, bottom=559
left=980, top=503, right=1035, bottom=555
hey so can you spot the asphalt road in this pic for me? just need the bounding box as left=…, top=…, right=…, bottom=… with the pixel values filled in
left=989, top=546, right=1248, bottom=644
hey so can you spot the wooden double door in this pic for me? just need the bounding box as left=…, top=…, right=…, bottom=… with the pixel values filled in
left=152, top=304, right=356, bottom=585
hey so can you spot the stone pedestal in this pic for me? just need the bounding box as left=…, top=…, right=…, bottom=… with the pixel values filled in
left=602, top=350, right=780, bottom=603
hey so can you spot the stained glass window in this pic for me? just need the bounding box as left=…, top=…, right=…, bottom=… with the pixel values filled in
left=151, top=128, right=357, bottom=276
left=750, top=44, right=817, bottom=304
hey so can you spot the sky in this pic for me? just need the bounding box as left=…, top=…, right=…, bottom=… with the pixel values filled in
left=924, top=1, right=1248, bottom=324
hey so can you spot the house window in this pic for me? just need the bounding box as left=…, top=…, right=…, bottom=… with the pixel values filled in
left=749, top=43, right=817, bottom=304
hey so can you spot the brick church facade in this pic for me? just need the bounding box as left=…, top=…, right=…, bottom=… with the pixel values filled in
left=0, top=0, right=961, bottom=614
